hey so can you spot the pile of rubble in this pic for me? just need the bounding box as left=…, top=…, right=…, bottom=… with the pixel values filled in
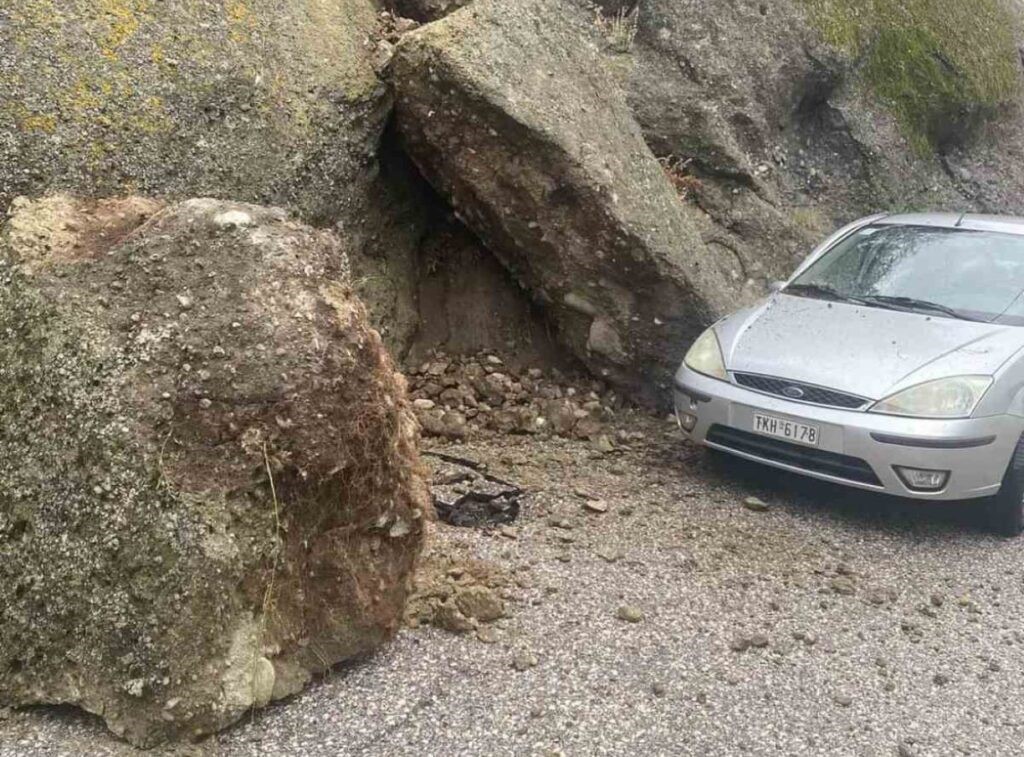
left=404, top=553, right=510, bottom=638
left=407, top=351, right=624, bottom=443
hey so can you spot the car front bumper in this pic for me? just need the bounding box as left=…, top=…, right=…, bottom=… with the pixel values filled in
left=674, top=365, right=1023, bottom=501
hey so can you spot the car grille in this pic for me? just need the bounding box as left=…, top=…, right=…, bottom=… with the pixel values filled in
left=733, top=373, right=868, bottom=410
left=706, top=425, right=883, bottom=487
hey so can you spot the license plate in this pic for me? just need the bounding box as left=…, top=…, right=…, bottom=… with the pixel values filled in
left=752, top=413, right=820, bottom=446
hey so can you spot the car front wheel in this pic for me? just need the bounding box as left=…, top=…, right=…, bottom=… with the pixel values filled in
left=988, top=438, right=1024, bottom=537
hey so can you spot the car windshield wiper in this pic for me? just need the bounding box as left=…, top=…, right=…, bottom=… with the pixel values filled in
left=784, top=282, right=868, bottom=305
left=860, top=295, right=985, bottom=322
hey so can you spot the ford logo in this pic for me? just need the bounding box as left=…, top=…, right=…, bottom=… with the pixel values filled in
left=782, top=385, right=805, bottom=399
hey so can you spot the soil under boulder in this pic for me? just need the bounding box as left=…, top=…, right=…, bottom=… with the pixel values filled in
left=0, top=197, right=428, bottom=746
left=389, top=0, right=741, bottom=405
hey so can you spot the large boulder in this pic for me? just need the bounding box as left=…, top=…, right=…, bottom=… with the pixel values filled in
left=0, top=197, right=428, bottom=746
left=0, top=0, right=382, bottom=221
left=390, top=0, right=744, bottom=404
left=0, top=0, right=429, bottom=356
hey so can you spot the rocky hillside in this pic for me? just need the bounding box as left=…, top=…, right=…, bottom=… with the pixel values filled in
left=3, top=0, right=1024, bottom=394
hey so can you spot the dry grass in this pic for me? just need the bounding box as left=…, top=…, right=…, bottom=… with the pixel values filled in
left=658, top=155, right=702, bottom=200
left=595, top=4, right=640, bottom=54
left=250, top=441, right=283, bottom=717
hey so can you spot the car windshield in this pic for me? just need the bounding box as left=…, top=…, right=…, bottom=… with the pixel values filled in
left=786, top=224, right=1024, bottom=324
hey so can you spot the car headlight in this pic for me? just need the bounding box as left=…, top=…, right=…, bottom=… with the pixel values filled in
left=684, top=327, right=727, bottom=381
left=869, top=376, right=992, bottom=418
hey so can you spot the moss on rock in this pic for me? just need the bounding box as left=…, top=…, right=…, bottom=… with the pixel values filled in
left=799, top=0, right=1021, bottom=151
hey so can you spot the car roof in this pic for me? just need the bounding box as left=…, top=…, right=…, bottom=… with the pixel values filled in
left=876, top=212, right=1024, bottom=236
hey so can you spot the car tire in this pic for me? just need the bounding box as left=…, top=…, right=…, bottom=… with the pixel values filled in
left=988, top=438, right=1024, bottom=537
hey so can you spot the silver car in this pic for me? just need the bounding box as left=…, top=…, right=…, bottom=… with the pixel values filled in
left=674, top=212, right=1024, bottom=535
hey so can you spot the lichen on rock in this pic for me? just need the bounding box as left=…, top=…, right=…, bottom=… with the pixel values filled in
left=0, top=196, right=428, bottom=746
left=0, top=0, right=385, bottom=220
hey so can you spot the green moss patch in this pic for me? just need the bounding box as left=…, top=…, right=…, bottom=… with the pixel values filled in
left=799, top=0, right=1021, bottom=152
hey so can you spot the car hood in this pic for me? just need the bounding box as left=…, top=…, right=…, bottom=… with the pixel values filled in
left=719, top=294, right=1024, bottom=400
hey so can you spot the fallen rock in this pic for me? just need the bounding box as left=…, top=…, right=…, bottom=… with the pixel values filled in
left=742, top=496, right=770, bottom=512
left=391, top=0, right=737, bottom=404
left=830, top=577, right=857, bottom=596
left=0, top=0, right=428, bottom=356
left=404, top=552, right=510, bottom=632
left=476, top=626, right=501, bottom=644
left=512, top=649, right=539, bottom=671
left=583, top=499, right=610, bottom=514
left=0, top=197, right=428, bottom=747
left=455, top=585, right=506, bottom=623
left=617, top=605, right=645, bottom=623
left=729, top=633, right=769, bottom=652
left=729, top=636, right=752, bottom=653
left=408, top=350, right=617, bottom=441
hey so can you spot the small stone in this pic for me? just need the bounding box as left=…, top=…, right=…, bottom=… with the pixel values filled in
left=834, top=694, right=853, bottom=707
left=865, top=588, right=887, bottom=605
left=830, top=577, right=856, bottom=596
left=616, top=605, right=644, bottom=623
left=583, top=499, right=609, bottom=514
left=596, top=546, right=623, bottom=563
left=499, top=525, right=519, bottom=540
left=651, top=682, right=667, bottom=698
left=591, top=435, right=615, bottom=453
left=455, top=585, right=504, bottom=622
left=476, top=626, right=500, bottom=644
left=742, top=496, right=769, bottom=512
left=729, top=636, right=751, bottom=653
left=930, top=592, right=945, bottom=607
left=176, top=294, right=193, bottom=310
left=933, top=672, right=951, bottom=686
left=749, top=633, right=769, bottom=648
left=433, top=601, right=474, bottom=633
left=512, top=649, right=538, bottom=671
left=413, top=398, right=436, bottom=410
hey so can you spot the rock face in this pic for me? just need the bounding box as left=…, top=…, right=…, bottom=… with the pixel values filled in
left=0, top=197, right=428, bottom=746
left=390, top=0, right=743, bottom=404
left=615, top=0, right=1024, bottom=276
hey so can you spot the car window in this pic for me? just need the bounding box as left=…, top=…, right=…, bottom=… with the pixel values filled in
left=789, top=224, right=1024, bottom=323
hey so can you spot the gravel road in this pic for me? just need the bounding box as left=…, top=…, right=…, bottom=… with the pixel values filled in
left=4, top=414, right=1024, bottom=756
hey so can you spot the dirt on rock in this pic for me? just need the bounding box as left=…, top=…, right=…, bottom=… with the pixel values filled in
left=0, top=196, right=428, bottom=747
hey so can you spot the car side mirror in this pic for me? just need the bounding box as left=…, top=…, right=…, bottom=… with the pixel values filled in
left=769, top=280, right=786, bottom=293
